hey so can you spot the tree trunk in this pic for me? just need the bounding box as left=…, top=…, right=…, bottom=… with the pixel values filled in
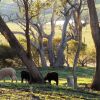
left=54, top=15, right=70, bottom=67
left=38, top=49, right=47, bottom=67
left=0, top=16, right=44, bottom=83
left=48, top=36, right=55, bottom=66
left=47, top=2, right=56, bottom=67
left=87, top=0, right=100, bottom=90
left=34, top=23, right=47, bottom=67
left=91, top=46, right=100, bottom=90
left=54, top=47, right=65, bottom=67
left=23, top=0, right=31, bottom=58
left=38, top=30, right=47, bottom=67
left=72, top=3, right=82, bottom=88
left=73, top=28, right=82, bottom=88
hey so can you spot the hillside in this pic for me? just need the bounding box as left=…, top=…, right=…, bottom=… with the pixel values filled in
left=0, top=0, right=100, bottom=18
left=0, top=1, right=18, bottom=21
left=95, top=0, right=100, bottom=4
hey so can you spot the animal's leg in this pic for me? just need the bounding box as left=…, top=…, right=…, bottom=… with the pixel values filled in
left=21, top=78, right=23, bottom=83
left=15, top=76, right=17, bottom=83
left=16, top=79, right=17, bottom=83
left=49, top=80, right=51, bottom=85
left=56, top=79, right=58, bottom=85
left=12, top=79, right=13, bottom=83
left=11, top=76, right=17, bottom=83
left=3, top=79, right=5, bottom=83
left=10, top=76, right=13, bottom=83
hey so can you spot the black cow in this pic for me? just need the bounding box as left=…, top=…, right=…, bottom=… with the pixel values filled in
left=44, top=72, right=58, bottom=85
left=21, top=70, right=42, bottom=84
left=21, top=70, right=31, bottom=83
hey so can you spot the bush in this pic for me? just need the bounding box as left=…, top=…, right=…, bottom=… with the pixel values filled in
left=0, top=45, right=17, bottom=59
left=66, top=40, right=87, bottom=65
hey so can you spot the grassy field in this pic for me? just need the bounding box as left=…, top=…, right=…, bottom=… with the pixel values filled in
left=5, top=22, right=95, bottom=48
left=82, top=25, right=95, bottom=49
left=0, top=22, right=95, bottom=51
left=0, top=13, right=98, bottom=99
left=0, top=66, right=99, bottom=100
left=0, top=1, right=99, bottom=99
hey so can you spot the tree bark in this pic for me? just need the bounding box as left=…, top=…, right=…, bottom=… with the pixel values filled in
left=35, top=23, right=47, bottom=67
left=23, top=0, right=31, bottom=58
left=0, top=16, right=44, bottom=83
left=54, top=15, right=70, bottom=67
left=91, top=46, right=100, bottom=90
left=73, top=10, right=82, bottom=88
left=47, top=2, right=56, bottom=66
left=48, top=36, right=55, bottom=66
left=38, top=49, right=47, bottom=67
left=87, top=0, right=100, bottom=90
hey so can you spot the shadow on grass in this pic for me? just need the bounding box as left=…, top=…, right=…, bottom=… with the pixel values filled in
left=0, top=66, right=97, bottom=99
left=0, top=82, right=100, bottom=99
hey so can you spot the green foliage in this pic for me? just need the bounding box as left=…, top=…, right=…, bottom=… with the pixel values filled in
left=66, top=40, right=87, bottom=63
left=0, top=22, right=96, bottom=67
left=0, top=45, right=17, bottom=59
left=78, top=47, right=96, bottom=66
left=86, top=48, right=96, bottom=63
left=0, top=40, right=25, bottom=68
left=66, top=40, right=96, bottom=66
left=68, top=40, right=87, bottom=54
left=29, top=0, right=42, bottom=16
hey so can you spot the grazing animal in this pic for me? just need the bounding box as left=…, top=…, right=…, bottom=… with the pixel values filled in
left=21, top=70, right=35, bottom=84
left=0, top=67, right=17, bottom=82
left=21, top=70, right=31, bottom=83
left=44, top=72, right=58, bottom=85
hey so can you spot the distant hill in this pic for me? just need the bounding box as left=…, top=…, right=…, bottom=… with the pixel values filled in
left=0, top=0, right=20, bottom=22
left=95, top=0, right=100, bottom=4
left=0, top=3, right=18, bottom=13
left=0, top=0, right=100, bottom=22
left=0, top=0, right=13, bottom=3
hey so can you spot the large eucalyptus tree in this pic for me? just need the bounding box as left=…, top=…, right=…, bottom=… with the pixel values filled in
left=0, top=16, right=44, bottom=83
left=87, top=0, right=100, bottom=90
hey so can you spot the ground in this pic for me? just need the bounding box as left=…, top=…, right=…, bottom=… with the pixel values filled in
left=0, top=66, right=100, bottom=100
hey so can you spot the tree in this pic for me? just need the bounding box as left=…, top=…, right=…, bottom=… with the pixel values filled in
left=54, top=0, right=75, bottom=67
left=7, top=0, right=82, bottom=68
left=15, top=0, right=47, bottom=67
left=63, top=0, right=83, bottom=88
left=0, top=16, right=44, bottom=83
left=23, top=0, right=31, bottom=58
left=87, top=0, right=100, bottom=90
left=31, top=0, right=74, bottom=67
left=72, top=0, right=83, bottom=88
left=47, top=1, right=56, bottom=66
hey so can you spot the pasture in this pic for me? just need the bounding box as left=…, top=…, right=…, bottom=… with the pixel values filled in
left=0, top=66, right=99, bottom=100
left=0, top=0, right=100, bottom=99
left=0, top=19, right=97, bottom=99
left=5, top=22, right=95, bottom=48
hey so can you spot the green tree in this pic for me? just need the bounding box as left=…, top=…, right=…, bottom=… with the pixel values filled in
left=0, top=16, right=44, bottom=83
left=87, top=0, right=100, bottom=90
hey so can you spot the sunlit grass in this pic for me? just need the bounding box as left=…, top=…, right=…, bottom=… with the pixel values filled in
left=78, top=77, right=92, bottom=84
left=0, top=22, right=98, bottom=99
left=6, top=22, right=95, bottom=49
left=7, top=22, right=24, bottom=32
left=82, top=25, right=95, bottom=49
left=0, top=66, right=96, bottom=99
